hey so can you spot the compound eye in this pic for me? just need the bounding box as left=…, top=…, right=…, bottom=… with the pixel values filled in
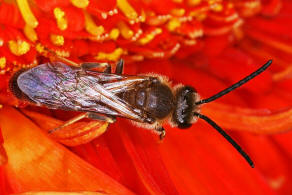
left=173, top=86, right=196, bottom=129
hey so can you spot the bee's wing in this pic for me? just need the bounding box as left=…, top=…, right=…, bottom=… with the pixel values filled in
left=104, top=76, right=149, bottom=93
left=17, top=62, right=81, bottom=109
left=84, top=70, right=150, bottom=94
left=79, top=74, right=150, bottom=121
left=17, top=62, right=150, bottom=122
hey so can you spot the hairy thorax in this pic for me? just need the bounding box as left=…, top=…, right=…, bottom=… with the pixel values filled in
left=117, top=79, right=174, bottom=123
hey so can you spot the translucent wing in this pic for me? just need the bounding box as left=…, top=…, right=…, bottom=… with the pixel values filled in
left=17, top=62, right=151, bottom=122
left=84, top=69, right=151, bottom=94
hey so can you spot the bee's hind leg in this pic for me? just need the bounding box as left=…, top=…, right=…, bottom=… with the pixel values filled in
left=81, top=62, right=112, bottom=73
left=48, top=112, right=115, bottom=134
left=87, top=112, right=116, bottom=123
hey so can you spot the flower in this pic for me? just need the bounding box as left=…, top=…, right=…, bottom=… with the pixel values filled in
left=1, top=0, right=292, bottom=194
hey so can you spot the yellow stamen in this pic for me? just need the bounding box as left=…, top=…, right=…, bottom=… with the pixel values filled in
left=118, top=22, right=133, bottom=39
left=167, top=18, right=181, bottom=31
left=110, top=28, right=120, bottom=40
left=211, top=3, right=223, bottom=12
left=50, top=34, right=65, bottom=46
left=16, top=0, right=38, bottom=28
left=96, top=48, right=124, bottom=61
left=138, top=28, right=162, bottom=45
left=23, top=24, right=38, bottom=42
left=117, top=0, right=138, bottom=20
left=0, top=39, right=3, bottom=47
left=171, top=8, right=185, bottom=17
left=56, top=50, right=70, bottom=57
left=139, top=10, right=146, bottom=23
left=8, top=40, right=30, bottom=56
left=0, top=57, right=6, bottom=69
left=84, top=12, right=104, bottom=36
left=54, top=7, right=68, bottom=31
left=189, top=11, right=207, bottom=21
left=188, top=0, right=201, bottom=6
left=35, top=43, right=45, bottom=54
left=71, top=0, right=89, bottom=8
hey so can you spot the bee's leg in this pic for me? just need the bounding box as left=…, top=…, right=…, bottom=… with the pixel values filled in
left=156, top=126, right=166, bottom=140
left=49, top=112, right=115, bottom=134
left=88, top=112, right=117, bottom=125
left=48, top=113, right=89, bottom=134
left=39, top=45, right=111, bottom=72
left=87, top=112, right=116, bottom=123
left=115, top=59, right=124, bottom=74
left=55, top=56, right=79, bottom=67
left=38, top=44, right=80, bottom=67
left=81, top=62, right=112, bottom=73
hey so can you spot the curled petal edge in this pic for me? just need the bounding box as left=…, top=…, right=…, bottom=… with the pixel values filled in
left=202, top=102, right=292, bottom=134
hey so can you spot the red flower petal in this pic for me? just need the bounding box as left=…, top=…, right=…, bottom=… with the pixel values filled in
left=0, top=106, right=134, bottom=194
left=202, top=102, right=292, bottom=134
left=117, top=121, right=179, bottom=194
left=158, top=123, right=275, bottom=194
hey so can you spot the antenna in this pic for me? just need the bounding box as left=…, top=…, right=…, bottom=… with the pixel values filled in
left=194, top=112, right=254, bottom=168
left=195, top=60, right=272, bottom=105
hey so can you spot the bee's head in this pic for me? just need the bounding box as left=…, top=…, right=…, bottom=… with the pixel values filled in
left=169, top=60, right=272, bottom=168
left=172, top=85, right=200, bottom=129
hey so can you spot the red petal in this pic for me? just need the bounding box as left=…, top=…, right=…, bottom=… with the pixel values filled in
left=158, top=123, right=275, bottom=194
left=202, top=102, right=292, bottom=134
left=0, top=106, right=135, bottom=194
left=117, top=121, right=179, bottom=194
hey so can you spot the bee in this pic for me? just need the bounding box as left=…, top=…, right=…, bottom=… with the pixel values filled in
left=9, top=57, right=273, bottom=168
